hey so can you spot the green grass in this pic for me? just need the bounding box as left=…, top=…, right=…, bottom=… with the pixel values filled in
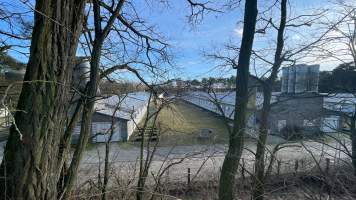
left=140, top=100, right=231, bottom=146
left=317, top=132, right=350, bottom=143
left=117, top=141, right=135, bottom=150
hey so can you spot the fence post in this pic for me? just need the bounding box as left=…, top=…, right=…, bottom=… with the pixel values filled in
left=166, top=169, right=170, bottom=183
left=294, top=160, right=299, bottom=175
left=277, top=160, right=281, bottom=176
left=241, top=158, right=245, bottom=180
left=187, top=168, right=191, bottom=186
left=326, top=158, right=330, bottom=174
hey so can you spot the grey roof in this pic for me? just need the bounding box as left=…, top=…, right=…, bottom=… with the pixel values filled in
left=186, top=91, right=236, bottom=105
left=186, top=91, right=281, bottom=109
left=323, top=93, right=356, bottom=114
left=94, top=91, right=151, bottom=120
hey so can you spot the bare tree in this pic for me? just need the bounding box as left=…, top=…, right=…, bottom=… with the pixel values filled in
left=218, top=0, right=258, bottom=199
left=0, top=1, right=86, bottom=199
left=250, top=1, right=289, bottom=199
left=100, top=94, right=128, bottom=200
left=316, top=1, right=356, bottom=173
left=59, top=2, right=127, bottom=197
left=0, top=0, right=170, bottom=199
left=0, top=1, right=31, bottom=55
left=59, top=0, right=170, bottom=198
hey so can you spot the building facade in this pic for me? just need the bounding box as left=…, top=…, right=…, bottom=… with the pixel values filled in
left=182, top=90, right=257, bottom=128
left=72, top=92, right=150, bottom=143
left=266, top=93, right=324, bottom=135
left=262, top=64, right=355, bottom=135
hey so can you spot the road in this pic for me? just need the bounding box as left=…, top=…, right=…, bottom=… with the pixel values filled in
left=0, top=136, right=351, bottom=186
left=73, top=137, right=351, bottom=185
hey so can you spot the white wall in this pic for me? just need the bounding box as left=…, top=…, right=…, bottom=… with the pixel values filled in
left=73, top=121, right=126, bottom=143
left=127, top=102, right=149, bottom=139
left=91, top=122, right=124, bottom=142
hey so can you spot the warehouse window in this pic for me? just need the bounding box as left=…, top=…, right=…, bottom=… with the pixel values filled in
left=303, top=119, right=316, bottom=126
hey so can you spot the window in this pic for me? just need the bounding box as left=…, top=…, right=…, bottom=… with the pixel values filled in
left=303, top=119, right=316, bottom=127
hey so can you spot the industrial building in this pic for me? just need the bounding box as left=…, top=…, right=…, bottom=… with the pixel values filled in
left=183, top=64, right=355, bottom=137
left=182, top=91, right=257, bottom=127
left=70, top=58, right=150, bottom=143
left=264, top=91, right=355, bottom=135
left=72, top=92, right=150, bottom=143
left=321, top=93, right=356, bottom=133
left=265, top=93, right=324, bottom=134
left=263, top=64, right=355, bottom=135
left=182, top=91, right=236, bottom=119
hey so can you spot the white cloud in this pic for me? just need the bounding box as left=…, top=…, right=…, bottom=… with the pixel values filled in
left=233, top=27, right=243, bottom=37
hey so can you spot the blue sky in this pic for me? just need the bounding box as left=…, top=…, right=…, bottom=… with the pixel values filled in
left=136, top=0, right=337, bottom=80
left=2, top=0, right=344, bottom=81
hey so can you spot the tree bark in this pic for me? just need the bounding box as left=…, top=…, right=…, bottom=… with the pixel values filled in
left=351, top=112, right=356, bottom=175
left=60, top=38, right=103, bottom=199
left=59, top=1, right=125, bottom=197
left=218, top=0, right=258, bottom=199
left=0, top=0, right=86, bottom=199
left=252, top=1, right=287, bottom=199
left=252, top=87, right=272, bottom=200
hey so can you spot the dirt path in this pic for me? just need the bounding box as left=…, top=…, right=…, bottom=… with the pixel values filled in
left=74, top=138, right=351, bottom=186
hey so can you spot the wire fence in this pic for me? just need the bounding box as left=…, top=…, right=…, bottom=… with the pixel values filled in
left=76, top=149, right=350, bottom=189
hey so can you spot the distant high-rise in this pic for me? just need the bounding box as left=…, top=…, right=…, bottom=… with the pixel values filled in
left=281, top=67, right=289, bottom=93
left=281, top=64, right=320, bottom=94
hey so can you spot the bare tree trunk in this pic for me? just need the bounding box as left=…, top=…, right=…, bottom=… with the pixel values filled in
left=101, top=133, right=112, bottom=200
left=218, top=0, right=258, bottom=199
left=101, top=99, right=125, bottom=200
left=0, top=0, right=86, bottom=199
left=59, top=1, right=125, bottom=197
left=57, top=101, right=83, bottom=196
left=101, top=118, right=115, bottom=200
left=137, top=95, right=159, bottom=200
left=351, top=113, right=356, bottom=175
left=252, top=87, right=272, bottom=200
left=61, top=38, right=103, bottom=198
left=137, top=125, right=146, bottom=200
left=252, top=1, right=287, bottom=200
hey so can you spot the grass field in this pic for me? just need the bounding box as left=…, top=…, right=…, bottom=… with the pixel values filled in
left=141, top=100, right=231, bottom=146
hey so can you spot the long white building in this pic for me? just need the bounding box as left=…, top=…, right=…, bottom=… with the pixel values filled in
left=321, top=93, right=356, bottom=133
left=72, top=92, right=150, bottom=143
left=182, top=91, right=256, bottom=127
left=183, top=89, right=356, bottom=135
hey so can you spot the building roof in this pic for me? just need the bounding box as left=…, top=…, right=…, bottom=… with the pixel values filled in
left=322, top=93, right=356, bottom=114
left=94, top=91, right=150, bottom=120
left=186, top=90, right=260, bottom=108
left=186, top=91, right=236, bottom=105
